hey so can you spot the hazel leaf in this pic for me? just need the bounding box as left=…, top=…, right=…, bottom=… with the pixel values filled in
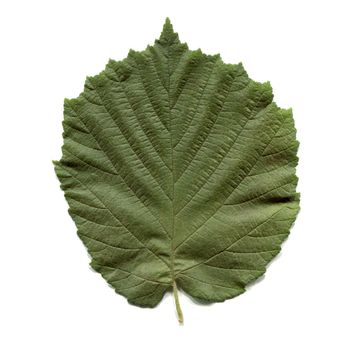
left=54, top=18, right=300, bottom=323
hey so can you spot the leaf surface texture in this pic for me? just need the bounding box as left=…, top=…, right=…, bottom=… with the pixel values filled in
left=55, top=19, right=300, bottom=317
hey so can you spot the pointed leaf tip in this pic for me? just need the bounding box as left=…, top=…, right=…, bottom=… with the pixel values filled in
left=158, top=18, right=179, bottom=46
left=164, top=17, right=173, bottom=32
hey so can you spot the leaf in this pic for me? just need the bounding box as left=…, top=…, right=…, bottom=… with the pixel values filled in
left=54, top=18, right=299, bottom=323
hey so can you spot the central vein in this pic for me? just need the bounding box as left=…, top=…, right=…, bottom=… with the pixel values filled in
left=165, top=46, right=183, bottom=324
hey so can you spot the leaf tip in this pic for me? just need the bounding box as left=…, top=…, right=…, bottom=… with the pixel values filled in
left=164, top=17, right=173, bottom=32
left=157, top=17, right=180, bottom=46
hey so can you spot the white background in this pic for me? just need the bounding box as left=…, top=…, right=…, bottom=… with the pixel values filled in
left=1, top=0, right=349, bottom=349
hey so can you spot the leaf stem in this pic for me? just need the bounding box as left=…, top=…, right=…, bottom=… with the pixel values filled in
left=173, top=280, right=184, bottom=324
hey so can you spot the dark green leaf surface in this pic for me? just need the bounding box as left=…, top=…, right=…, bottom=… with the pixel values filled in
left=54, top=18, right=299, bottom=322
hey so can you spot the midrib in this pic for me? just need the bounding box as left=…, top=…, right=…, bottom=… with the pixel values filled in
left=166, top=50, right=183, bottom=324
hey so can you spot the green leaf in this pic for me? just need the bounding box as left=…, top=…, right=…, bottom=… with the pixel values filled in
left=54, top=18, right=299, bottom=323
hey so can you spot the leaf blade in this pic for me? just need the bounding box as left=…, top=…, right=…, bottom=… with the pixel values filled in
left=55, top=19, right=299, bottom=316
